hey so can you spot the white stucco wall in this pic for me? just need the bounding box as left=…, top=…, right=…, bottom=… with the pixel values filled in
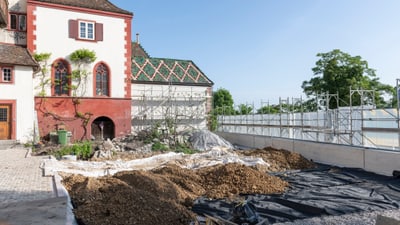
left=131, top=83, right=210, bottom=131
left=33, top=6, right=128, bottom=98
left=0, top=66, right=34, bottom=142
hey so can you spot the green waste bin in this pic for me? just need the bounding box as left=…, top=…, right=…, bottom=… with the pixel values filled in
left=58, top=130, right=68, bottom=145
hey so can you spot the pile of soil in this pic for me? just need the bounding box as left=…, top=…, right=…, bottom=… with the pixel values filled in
left=63, top=163, right=289, bottom=225
left=62, top=170, right=196, bottom=225
left=239, top=147, right=316, bottom=172
left=199, top=163, right=288, bottom=199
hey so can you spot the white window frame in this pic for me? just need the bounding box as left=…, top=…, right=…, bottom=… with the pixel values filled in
left=2, top=67, right=12, bottom=83
left=79, top=21, right=95, bottom=40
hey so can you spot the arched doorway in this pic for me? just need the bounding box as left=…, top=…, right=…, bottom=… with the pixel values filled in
left=91, top=117, right=115, bottom=141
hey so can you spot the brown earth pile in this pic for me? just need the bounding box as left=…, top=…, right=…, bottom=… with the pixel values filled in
left=62, top=148, right=315, bottom=225
left=62, top=171, right=196, bottom=225
left=199, top=163, right=288, bottom=199
left=239, top=147, right=316, bottom=171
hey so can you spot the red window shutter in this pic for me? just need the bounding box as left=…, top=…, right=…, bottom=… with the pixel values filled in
left=95, top=23, right=103, bottom=41
left=69, top=19, right=78, bottom=39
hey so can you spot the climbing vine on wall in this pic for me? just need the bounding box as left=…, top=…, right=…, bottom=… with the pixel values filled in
left=69, top=49, right=97, bottom=97
left=69, top=49, right=97, bottom=140
left=33, top=52, right=52, bottom=97
left=33, top=49, right=97, bottom=141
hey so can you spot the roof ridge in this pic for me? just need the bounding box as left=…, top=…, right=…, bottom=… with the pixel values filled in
left=139, top=56, right=195, bottom=63
left=31, top=0, right=133, bottom=15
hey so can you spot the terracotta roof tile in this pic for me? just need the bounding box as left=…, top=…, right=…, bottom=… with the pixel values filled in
left=32, top=0, right=132, bottom=15
left=132, top=42, right=150, bottom=58
left=0, top=44, right=38, bottom=67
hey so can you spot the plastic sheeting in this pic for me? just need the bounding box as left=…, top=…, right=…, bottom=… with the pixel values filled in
left=42, top=148, right=269, bottom=177
left=192, top=165, right=400, bottom=224
left=189, top=130, right=234, bottom=151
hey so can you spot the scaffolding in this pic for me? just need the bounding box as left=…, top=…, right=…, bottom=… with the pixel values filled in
left=217, top=89, right=400, bottom=150
left=131, top=84, right=212, bottom=133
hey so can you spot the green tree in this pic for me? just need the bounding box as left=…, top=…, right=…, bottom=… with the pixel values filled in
left=302, top=49, right=394, bottom=108
left=208, top=88, right=235, bottom=131
left=257, top=105, right=280, bottom=114
left=213, top=88, right=235, bottom=115
left=236, top=104, right=253, bottom=115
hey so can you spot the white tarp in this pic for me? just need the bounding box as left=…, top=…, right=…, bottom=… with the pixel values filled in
left=41, top=148, right=269, bottom=177
left=188, top=130, right=234, bottom=151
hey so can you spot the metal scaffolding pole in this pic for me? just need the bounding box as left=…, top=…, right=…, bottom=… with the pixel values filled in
left=397, top=79, right=400, bottom=149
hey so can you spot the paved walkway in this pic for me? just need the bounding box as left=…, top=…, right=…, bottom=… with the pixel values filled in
left=0, top=146, right=74, bottom=225
left=0, top=147, right=54, bottom=204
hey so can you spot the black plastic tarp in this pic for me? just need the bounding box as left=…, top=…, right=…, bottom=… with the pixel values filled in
left=192, top=165, right=400, bottom=224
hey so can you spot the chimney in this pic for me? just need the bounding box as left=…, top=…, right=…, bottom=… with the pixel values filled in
left=136, top=33, right=140, bottom=44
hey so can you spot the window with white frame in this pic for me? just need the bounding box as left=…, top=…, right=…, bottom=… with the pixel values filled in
left=1, top=67, right=13, bottom=83
left=69, top=19, right=103, bottom=42
left=79, top=21, right=94, bottom=40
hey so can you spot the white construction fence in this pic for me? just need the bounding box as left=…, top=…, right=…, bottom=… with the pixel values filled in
left=217, top=107, right=400, bottom=150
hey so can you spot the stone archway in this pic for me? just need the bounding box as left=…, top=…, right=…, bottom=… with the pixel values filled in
left=91, top=117, right=115, bottom=141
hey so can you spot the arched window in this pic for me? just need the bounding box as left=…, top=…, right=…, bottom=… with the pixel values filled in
left=52, top=60, right=70, bottom=96
left=95, top=63, right=109, bottom=96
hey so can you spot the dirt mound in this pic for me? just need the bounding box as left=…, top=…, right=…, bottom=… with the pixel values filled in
left=199, top=163, right=288, bottom=199
left=239, top=147, right=316, bottom=172
left=63, top=163, right=289, bottom=225
left=61, top=147, right=315, bottom=225
left=152, top=164, right=205, bottom=200
left=63, top=172, right=195, bottom=225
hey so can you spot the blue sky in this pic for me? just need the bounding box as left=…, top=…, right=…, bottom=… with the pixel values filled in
left=110, top=0, right=400, bottom=107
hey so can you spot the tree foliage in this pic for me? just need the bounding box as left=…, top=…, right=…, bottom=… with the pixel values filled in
left=301, top=49, right=394, bottom=108
left=236, top=104, right=253, bottom=115
left=257, top=105, right=280, bottom=114
left=213, top=88, right=235, bottom=115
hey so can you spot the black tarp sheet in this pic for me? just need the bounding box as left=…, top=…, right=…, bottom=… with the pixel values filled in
left=192, top=165, right=400, bottom=224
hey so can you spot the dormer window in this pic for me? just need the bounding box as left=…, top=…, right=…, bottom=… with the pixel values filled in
left=79, top=21, right=94, bottom=40
left=9, top=13, right=26, bottom=31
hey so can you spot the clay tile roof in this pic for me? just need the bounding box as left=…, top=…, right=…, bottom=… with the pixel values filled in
left=131, top=42, right=150, bottom=58
left=131, top=57, right=214, bottom=86
left=32, top=0, right=132, bottom=15
left=0, top=44, right=38, bottom=68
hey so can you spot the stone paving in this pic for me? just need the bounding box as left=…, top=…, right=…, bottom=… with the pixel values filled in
left=0, top=147, right=54, bottom=204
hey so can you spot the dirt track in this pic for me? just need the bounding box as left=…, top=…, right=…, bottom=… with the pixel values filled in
left=62, top=147, right=315, bottom=225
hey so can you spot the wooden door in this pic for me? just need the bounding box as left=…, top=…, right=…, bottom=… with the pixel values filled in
left=0, top=105, right=10, bottom=140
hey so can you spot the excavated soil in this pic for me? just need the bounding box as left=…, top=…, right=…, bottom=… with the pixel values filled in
left=239, top=147, right=316, bottom=172
left=62, top=148, right=315, bottom=225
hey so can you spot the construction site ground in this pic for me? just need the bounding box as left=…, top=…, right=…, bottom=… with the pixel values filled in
left=1, top=141, right=400, bottom=225
left=59, top=147, right=314, bottom=225
left=41, top=143, right=400, bottom=225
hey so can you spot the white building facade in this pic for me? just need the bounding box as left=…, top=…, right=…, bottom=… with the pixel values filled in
left=0, top=0, right=37, bottom=142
